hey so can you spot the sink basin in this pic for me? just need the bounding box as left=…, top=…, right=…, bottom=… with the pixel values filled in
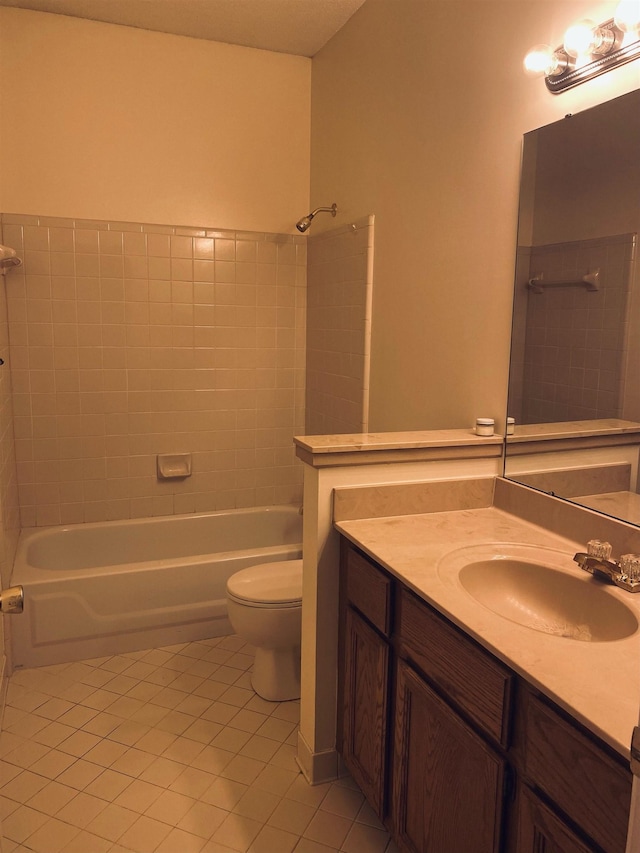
left=438, top=544, right=638, bottom=642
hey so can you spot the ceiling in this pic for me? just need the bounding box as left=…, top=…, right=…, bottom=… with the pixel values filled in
left=0, top=0, right=367, bottom=57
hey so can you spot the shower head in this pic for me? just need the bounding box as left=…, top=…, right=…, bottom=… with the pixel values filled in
left=296, top=203, right=337, bottom=232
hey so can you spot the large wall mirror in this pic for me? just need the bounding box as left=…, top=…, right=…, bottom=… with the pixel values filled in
left=505, top=88, right=640, bottom=525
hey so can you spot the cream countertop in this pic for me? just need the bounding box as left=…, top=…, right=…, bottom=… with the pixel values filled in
left=335, top=505, right=640, bottom=760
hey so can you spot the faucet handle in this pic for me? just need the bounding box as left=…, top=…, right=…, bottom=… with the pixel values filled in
left=620, top=554, right=640, bottom=582
left=587, top=539, right=612, bottom=560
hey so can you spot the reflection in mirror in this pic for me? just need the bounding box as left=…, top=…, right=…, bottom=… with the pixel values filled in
left=505, top=89, right=640, bottom=526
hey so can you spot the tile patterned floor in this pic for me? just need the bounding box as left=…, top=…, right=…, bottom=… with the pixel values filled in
left=0, top=636, right=398, bottom=853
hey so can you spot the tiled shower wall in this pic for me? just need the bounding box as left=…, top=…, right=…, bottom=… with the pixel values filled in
left=306, top=216, right=373, bottom=435
left=0, top=213, right=306, bottom=527
left=515, top=233, right=635, bottom=424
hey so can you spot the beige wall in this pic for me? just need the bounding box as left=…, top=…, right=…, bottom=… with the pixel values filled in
left=310, top=0, right=640, bottom=433
left=0, top=8, right=311, bottom=235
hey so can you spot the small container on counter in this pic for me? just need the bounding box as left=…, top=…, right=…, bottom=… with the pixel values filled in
left=506, top=417, right=515, bottom=435
left=475, top=418, right=495, bottom=436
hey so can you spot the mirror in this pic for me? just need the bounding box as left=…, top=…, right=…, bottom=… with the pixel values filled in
left=505, top=89, right=640, bottom=526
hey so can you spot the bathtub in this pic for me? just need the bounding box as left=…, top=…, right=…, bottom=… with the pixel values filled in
left=10, top=505, right=302, bottom=669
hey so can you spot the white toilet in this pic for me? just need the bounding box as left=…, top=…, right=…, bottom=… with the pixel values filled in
left=226, top=559, right=303, bottom=701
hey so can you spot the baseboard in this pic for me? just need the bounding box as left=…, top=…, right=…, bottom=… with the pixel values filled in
left=296, top=730, right=339, bottom=785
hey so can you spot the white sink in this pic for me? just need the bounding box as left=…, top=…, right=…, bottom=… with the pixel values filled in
left=438, top=543, right=639, bottom=642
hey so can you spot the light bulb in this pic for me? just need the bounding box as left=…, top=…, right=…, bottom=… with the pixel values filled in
left=523, top=45, right=568, bottom=77
left=614, top=0, right=640, bottom=32
left=563, top=19, right=597, bottom=56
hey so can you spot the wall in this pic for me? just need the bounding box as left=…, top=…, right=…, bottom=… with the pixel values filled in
left=310, top=0, right=640, bottom=433
left=2, top=213, right=305, bottom=525
left=0, top=8, right=311, bottom=235
left=306, top=216, right=374, bottom=434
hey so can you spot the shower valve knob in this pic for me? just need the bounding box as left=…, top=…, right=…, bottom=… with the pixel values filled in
left=0, top=585, right=24, bottom=614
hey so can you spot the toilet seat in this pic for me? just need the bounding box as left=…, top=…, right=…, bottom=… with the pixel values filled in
left=226, top=559, right=302, bottom=609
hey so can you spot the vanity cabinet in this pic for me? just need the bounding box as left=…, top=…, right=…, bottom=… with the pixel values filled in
left=338, top=542, right=392, bottom=817
left=338, top=537, right=633, bottom=853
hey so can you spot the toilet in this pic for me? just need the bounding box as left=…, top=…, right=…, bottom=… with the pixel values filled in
left=226, top=559, right=303, bottom=701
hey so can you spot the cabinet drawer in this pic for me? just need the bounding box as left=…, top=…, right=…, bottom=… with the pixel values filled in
left=398, top=587, right=513, bottom=746
left=345, top=544, right=392, bottom=637
left=523, top=692, right=632, bottom=853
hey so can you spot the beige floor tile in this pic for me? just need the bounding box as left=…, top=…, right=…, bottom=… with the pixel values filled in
left=252, top=764, right=299, bottom=796
left=57, top=730, right=102, bottom=758
left=255, top=716, right=296, bottom=743
left=218, top=754, right=264, bottom=786
left=169, top=766, right=218, bottom=799
left=178, top=800, right=229, bottom=837
left=0, top=638, right=380, bottom=853
left=0, top=769, right=49, bottom=804
left=144, top=788, right=196, bottom=825
left=20, top=816, right=80, bottom=853
left=56, top=790, right=108, bottom=828
left=56, top=759, right=103, bottom=791
left=26, top=780, right=78, bottom=816
left=285, top=776, right=331, bottom=809
left=202, top=703, right=242, bottom=726
left=156, top=709, right=199, bottom=735
left=83, top=738, right=130, bottom=768
left=232, top=786, right=281, bottom=823
left=201, top=778, right=248, bottom=811
left=341, top=821, right=390, bottom=853
left=110, top=747, right=157, bottom=778
left=2, top=805, right=49, bottom=843
left=270, top=702, right=300, bottom=724
left=2, top=740, right=50, bottom=770
left=135, top=729, right=178, bottom=756
left=107, top=720, right=151, bottom=746
left=248, top=824, right=298, bottom=853
left=60, top=828, right=112, bottom=852
left=303, top=810, right=353, bottom=850
left=238, top=734, right=280, bottom=763
left=212, top=812, right=262, bottom=853
left=139, top=756, right=185, bottom=788
left=190, top=744, right=235, bottom=775
left=84, top=802, right=139, bottom=841
left=118, top=814, right=172, bottom=853
left=114, top=778, right=165, bottom=813
left=319, top=783, right=364, bottom=820
left=161, top=735, right=206, bottom=766
left=31, top=721, right=76, bottom=748
left=156, top=826, right=208, bottom=853
left=267, top=797, right=316, bottom=835
left=227, top=709, right=268, bottom=735
left=85, top=767, right=134, bottom=801
left=292, top=839, right=339, bottom=853
left=182, top=718, right=223, bottom=745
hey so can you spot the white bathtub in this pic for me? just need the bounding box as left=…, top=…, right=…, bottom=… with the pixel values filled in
left=10, top=505, right=302, bottom=668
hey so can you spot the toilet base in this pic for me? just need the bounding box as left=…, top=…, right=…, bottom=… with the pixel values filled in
left=251, top=645, right=301, bottom=701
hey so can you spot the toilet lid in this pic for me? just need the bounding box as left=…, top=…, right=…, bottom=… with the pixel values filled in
left=226, top=559, right=303, bottom=605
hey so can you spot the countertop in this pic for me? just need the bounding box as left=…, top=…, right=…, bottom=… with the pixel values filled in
left=335, top=506, right=640, bottom=759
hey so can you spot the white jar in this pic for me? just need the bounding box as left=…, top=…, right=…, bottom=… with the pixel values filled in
left=506, top=417, right=515, bottom=435
left=475, top=418, right=495, bottom=436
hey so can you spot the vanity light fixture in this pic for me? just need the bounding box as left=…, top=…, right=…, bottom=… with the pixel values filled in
left=524, top=0, right=640, bottom=93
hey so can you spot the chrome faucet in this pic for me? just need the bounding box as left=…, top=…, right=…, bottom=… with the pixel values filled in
left=573, top=540, right=640, bottom=593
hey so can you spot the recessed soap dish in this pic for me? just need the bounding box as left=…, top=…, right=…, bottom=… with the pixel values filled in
left=157, top=453, right=192, bottom=480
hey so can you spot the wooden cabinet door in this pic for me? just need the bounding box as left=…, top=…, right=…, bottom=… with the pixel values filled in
left=392, top=659, right=506, bottom=853
left=341, top=605, right=389, bottom=818
left=516, top=785, right=595, bottom=853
